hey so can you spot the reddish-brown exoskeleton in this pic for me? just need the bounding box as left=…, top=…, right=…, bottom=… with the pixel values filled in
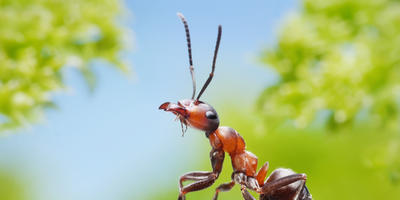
left=159, top=13, right=312, bottom=200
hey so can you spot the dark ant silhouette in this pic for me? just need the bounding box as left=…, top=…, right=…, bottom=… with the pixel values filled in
left=159, top=13, right=312, bottom=200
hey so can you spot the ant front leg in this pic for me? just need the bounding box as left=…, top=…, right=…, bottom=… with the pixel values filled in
left=179, top=171, right=214, bottom=189
left=178, top=148, right=224, bottom=200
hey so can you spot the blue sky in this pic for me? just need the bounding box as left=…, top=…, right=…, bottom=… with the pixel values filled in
left=0, top=0, right=297, bottom=199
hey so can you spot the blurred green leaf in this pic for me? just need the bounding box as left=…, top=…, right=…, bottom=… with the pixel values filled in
left=0, top=0, right=132, bottom=131
left=259, top=0, right=400, bottom=131
left=0, top=171, right=26, bottom=200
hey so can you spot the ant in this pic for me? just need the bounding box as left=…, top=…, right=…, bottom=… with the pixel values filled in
left=159, top=13, right=312, bottom=200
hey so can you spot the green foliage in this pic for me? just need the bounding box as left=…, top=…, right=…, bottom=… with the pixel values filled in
left=0, top=0, right=131, bottom=131
left=0, top=171, right=26, bottom=200
left=259, top=0, right=400, bottom=131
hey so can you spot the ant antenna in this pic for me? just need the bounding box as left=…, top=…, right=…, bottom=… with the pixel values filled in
left=196, top=25, right=222, bottom=101
left=177, top=13, right=196, bottom=99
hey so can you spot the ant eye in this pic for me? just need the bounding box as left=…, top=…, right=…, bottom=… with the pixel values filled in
left=206, top=111, right=217, bottom=120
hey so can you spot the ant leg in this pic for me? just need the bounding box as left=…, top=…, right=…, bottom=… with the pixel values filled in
left=293, top=179, right=306, bottom=198
left=300, top=185, right=313, bottom=200
left=178, top=174, right=217, bottom=200
left=258, top=173, right=306, bottom=194
left=178, top=148, right=225, bottom=200
left=255, top=162, right=269, bottom=186
left=179, top=171, right=213, bottom=189
left=290, top=179, right=312, bottom=200
left=212, top=181, right=235, bottom=200
left=241, top=185, right=256, bottom=200
left=259, top=169, right=311, bottom=200
left=231, top=172, right=258, bottom=200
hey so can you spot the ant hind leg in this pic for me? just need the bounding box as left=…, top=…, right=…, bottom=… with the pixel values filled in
left=258, top=168, right=309, bottom=200
left=259, top=173, right=306, bottom=194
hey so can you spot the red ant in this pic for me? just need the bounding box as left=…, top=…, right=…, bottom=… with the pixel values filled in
left=159, top=13, right=312, bottom=200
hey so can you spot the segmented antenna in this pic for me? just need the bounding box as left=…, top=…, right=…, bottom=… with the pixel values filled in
left=177, top=13, right=196, bottom=99
left=196, top=25, right=222, bottom=101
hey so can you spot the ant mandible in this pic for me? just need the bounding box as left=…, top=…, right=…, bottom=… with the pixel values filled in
left=159, top=13, right=312, bottom=200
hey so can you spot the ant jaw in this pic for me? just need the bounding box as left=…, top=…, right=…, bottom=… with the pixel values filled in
left=159, top=102, right=188, bottom=117
left=159, top=102, right=171, bottom=110
left=160, top=101, right=189, bottom=136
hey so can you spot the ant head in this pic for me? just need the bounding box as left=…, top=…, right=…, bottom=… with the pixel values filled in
left=159, top=13, right=222, bottom=135
left=159, top=99, right=219, bottom=133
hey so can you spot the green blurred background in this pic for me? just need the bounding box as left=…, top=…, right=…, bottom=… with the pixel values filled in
left=1, top=0, right=400, bottom=200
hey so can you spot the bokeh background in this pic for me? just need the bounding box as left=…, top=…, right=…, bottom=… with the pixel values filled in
left=1, top=0, right=400, bottom=200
